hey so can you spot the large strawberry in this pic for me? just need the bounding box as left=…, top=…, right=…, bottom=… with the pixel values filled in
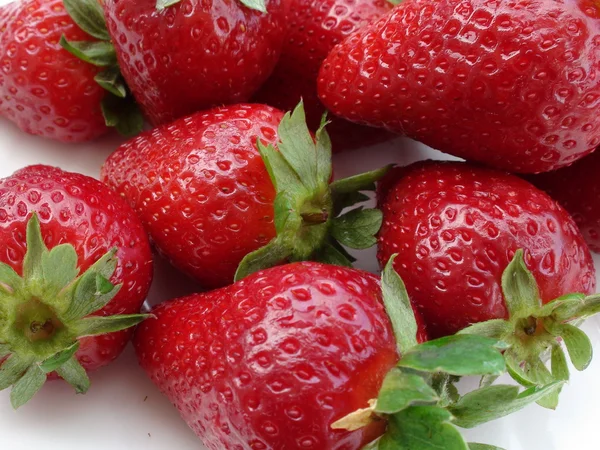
left=0, top=165, right=153, bottom=408
left=528, top=149, right=600, bottom=253
left=102, top=0, right=287, bottom=126
left=318, top=0, right=600, bottom=173
left=253, top=0, right=393, bottom=151
left=0, top=0, right=112, bottom=142
left=377, top=161, right=599, bottom=406
left=135, top=260, right=559, bottom=449
left=102, top=102, right=386, bottom=289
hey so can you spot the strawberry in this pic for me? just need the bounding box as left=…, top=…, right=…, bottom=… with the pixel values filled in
left=318, top=0, right=600, bottom=173
left=102, top=102, right=387, bottom=289
left=0, top=0, right=108, bottom=142
left=0, top=0, right=144, bottom=141
left=377, top=161, right=599, bottom=407
left=528, top=150, right=600, bottom=253
left=0, top=165, right=153, bottom=408
left=135, top=260, right=556, bottom=448
left=253, top=0, right=393, bottom=151
left=102, top=0, right=288, bottom=126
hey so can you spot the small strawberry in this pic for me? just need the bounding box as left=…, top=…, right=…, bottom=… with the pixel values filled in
left=377, top=161, right=599, bottom=407
left=528, top=149, right=600, bottom=253
left=102, top=102, right=387, bottom=289
left=318, top=0, right=600, bottom=173
left=0, top=0, right=111, bottom=142
left=135, top=260, right=555, bottom=449
left=0, top=165, right=153, bottom=408
left=253, top=0, right=393, bottom=151
left=102, top=0, right=288, bottom=126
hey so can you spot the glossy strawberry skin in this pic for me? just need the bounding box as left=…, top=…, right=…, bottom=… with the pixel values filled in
left=319, top=0, right=600, bottom=173
left=253, top=0, right=392, bottom=151
left=103, top=0, right=287, bottom=126
left=377, top=161, right=596, bottom=338
left=101, top=104, right=282, bottom=289
left=528, top=149, right=600, bottom=252
left=0, top=0, right=108, bottom=142
left=0, top=165, right=153, bottom=371
left=134, top=262, right=408, bottom=450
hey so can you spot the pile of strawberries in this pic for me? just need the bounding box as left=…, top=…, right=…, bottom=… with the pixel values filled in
left=2, top=0, right=600, bottom=448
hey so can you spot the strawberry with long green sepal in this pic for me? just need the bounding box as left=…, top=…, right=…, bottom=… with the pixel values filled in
left=0, top=165, right=153, bottom=408
left=460, top=249, right=600, bottom=409
left=0, top=215, right=150, bottom=408
left=103, top=102, right=386, bottom=289
left=333, top=258, right=564, bottom=450
left=102, top=0, right=286, bottom=126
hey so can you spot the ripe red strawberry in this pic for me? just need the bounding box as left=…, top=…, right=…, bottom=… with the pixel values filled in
left=135, top=260, right=554, bottom=447
left=102, top=102, right=387, bottom=289
left=253, top=0, right=393, bottom=151
left=318, top=0, right=600, bottom=173
left=0, top=0, right=108, bottom=142
left=528, top=150, right=600, bottom=253
left=0, top=165, right=153, bottom=407
left=378, top=161, right=596, bottom=338
left=102, top=0, right=288, bottom=126
left=377, top=161, right=598, bottom=407
left=134, top=262, right=424, bottom=449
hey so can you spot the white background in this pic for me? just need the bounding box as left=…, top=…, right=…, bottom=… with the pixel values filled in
left=2, top=0, right=600, bottom=448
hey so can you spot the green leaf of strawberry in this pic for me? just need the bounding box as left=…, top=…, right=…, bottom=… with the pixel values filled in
left=62, top=0, right=111, bottom=41
left=460, top=249, right=600, bottom=408
left=468, top=444, right=505, bottom=450
left=235, top=102, right=389, bottom=280
left=0, top=215, right=150, bottom=408
left=59, top=38, right=117, bottom=67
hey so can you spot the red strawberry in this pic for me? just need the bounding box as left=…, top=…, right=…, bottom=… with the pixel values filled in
left=134, top=262, right=424, bottom=449
left=318, top=0, right=600, bottom=173
left=102, top=0, right=288, bottom=126
left=0, top=0, right=108, bottom=142
left=528, top=149, right=600, bottom=253
left=0, top=165, right=153, bottom=407
left=135, top=260, right=551, bottom=447
left=377, top=161, right=598, bottom=407
left=102, top=102, right=387, bottom=289
left=253, top=0, right=393, bottom=151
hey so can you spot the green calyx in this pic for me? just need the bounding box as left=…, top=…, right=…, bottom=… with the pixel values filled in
left=0, top=214, right=150, bottom=408
left=333, top=257, right=563, bottom=450
left=235, top=102, right=388, bottom=281
left=460, top=249, right=600, bottom=409
left=61, top=0, right=143, bottom=137
left=156, top=0, right=267, bottom=13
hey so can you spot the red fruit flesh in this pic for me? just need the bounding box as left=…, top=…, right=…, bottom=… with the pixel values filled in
left=0, top=0, right=108, bottom=142
left=254, top=0, right=393, bottom=151
left=318, top=0, right=600, bottom=173
left=103, top=0, right=287, bottom=125
left=528, top=149, right=600, bottom=252
left=377, top=161, right=596, bottom=338
left=135, top=262, right=401, bottom=450
left=101, top=104, right=282, bottom=289
left=0, top=165, right=153, bottom=371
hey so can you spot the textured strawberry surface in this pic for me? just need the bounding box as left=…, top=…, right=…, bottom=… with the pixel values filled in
left=102, top=104, right=282, bottom=289
left=103, top=0, right=287, bottom=125
left=0, top=165, right=153, bottom=371
left=254, top=0, right=393, bottom=151
left=529, top=149, right=600, bottom=253
left=0, top=0, right=108, bottom=142
left=135, top=262, right=402, bottom=450
left=377, top=161, right=596, bottom=338
left=319, top=0, right=600, bottom=173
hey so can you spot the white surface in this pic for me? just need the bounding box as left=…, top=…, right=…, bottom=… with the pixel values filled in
left=2, top=117, right=600, bottom=450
